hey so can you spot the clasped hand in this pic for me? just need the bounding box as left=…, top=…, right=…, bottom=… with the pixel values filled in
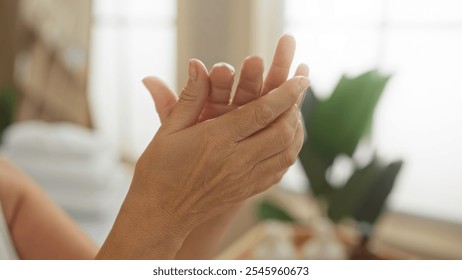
left=98, top=35, right=310, bottom=259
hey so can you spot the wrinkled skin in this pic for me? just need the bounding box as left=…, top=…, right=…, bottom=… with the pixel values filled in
left=97, top=35, right=310, bottom=259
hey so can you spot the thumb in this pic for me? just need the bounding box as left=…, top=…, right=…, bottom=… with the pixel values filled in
left=142, top=76, right=178, bottom=124
left=165, top=59, right=210, bottom=132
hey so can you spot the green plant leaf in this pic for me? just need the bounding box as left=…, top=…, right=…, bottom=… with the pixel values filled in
left=310, top=70, right=390, bottom=157
left=296, top=72, right=400, bottom=226
left=257, top=200, right=296, bottom=222
left=353, top=160, right=403, bottom=225
left=298, top=136, right=334, bottom=197
left=300, top=87, right=318, bottom=134
left=298, top=88, right=335, bottom=197
left=327, top=158, right=382, bottom=222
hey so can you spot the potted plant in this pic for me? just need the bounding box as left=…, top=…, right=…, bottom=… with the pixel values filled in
left=259, top=70, right=403, bottom=259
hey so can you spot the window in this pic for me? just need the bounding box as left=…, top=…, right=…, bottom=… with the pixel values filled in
left=89, top=0, right=176, bottom=161
left=284, top=0, right=462, bottom=222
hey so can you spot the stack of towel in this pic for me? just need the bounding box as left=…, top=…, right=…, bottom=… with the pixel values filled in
left=0, top=121, right=131, bottom=244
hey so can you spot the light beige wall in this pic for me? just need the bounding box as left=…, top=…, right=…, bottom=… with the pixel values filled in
left=177, top=0, right=285, bottom=93
left=12, top=0, right=93, bottom=127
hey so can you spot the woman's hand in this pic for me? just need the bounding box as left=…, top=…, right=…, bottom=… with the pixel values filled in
left=97, top=35, right=310, bottom=260
left=98, top=73, right=309, bottom=259
left=143, top=35, right=309, bottom=123
left=136, top=72, right=308, bottom=230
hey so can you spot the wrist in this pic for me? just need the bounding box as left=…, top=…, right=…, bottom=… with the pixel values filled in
left=97, top=193, right=188, bottom=259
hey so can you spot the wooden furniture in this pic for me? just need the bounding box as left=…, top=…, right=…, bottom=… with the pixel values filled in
left=217, top=188, right=462, bottom=260
left=217, top=220, right=418, bottom=260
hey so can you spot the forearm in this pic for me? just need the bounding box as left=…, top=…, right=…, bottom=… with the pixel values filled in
left=10, top=186, right=98, bottom=259
left=175, top=204, right=241, bottom=259
left=0, top=158, right=97, bottom=259
left=96, top=190, right=187, bottom=259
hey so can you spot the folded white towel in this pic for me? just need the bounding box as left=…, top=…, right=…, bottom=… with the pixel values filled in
left=0, top=121, right=132, bottom=242
left=1, top=150, right=118, bottom=192
left=1, top=121, right=111, bottom=158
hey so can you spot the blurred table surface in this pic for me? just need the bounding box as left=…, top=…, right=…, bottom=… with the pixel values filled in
left=217, top=188, right=462, bottom=260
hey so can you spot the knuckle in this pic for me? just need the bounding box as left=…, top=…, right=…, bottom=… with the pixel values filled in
left=278, top=124, right=294, bottom=147
left=238, top=78, right=260, bottom=92
left=254, top=102, right=274, bottom=128
left=287, top=83, right=301, bottom=104
left=235, top=84, right=258, bottom=103
left=272, top=173, right=284, bottom=185
left=289, top=147, right=299, bottom=164
left=179, top=87, right=196, bottom=102
left=280, top=150, right=297, bottom=169
left=289, top=89, right=300, bottom=104
left=236, top=185, right=252, bottom=200
left=211, top=81, right=233, bottom=94
left=265, top=80, right=280, bottom=92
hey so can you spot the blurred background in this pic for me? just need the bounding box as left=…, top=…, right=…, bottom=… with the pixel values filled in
left=1, top=0, right=461, bottom=259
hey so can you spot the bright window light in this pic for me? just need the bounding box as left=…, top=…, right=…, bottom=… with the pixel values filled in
left=285, top=0, right=462, bottom=223
left=89, top=0, right=176, bottom=161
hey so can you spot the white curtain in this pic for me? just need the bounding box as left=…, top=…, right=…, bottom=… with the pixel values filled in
left=89, top=0, right=177, bottom=161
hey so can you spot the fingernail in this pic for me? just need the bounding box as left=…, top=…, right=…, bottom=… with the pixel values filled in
left=298, top=77, right=310, bottom=92
left=214, top=62, right=235, bottom=75
left=142, top=76, right=154, bottom=86
left=285, top=32, right=295, bottom=39
left=189, top=59, right=198, bottom=81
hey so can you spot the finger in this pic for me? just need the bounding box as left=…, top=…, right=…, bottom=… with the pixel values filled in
left=238, top=106, right=299, bottom=164
left=209, top=62, right=235, bottom=104
left=261, top=34, right=296, bottom=96
left=232, top=56, right=264, bottom=106
left=215, top=76, right=309, bottom=142
left=293, top=64, right=310, bottom=108
left=142, top=76, right=178, bottom=124
left=165, top=59, right=209, bottom=132
left=250, top=120, right=304, bottom=180
left=201, top=62, right=235, bottom=120
left=294, top=63, right=309, bottom=77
